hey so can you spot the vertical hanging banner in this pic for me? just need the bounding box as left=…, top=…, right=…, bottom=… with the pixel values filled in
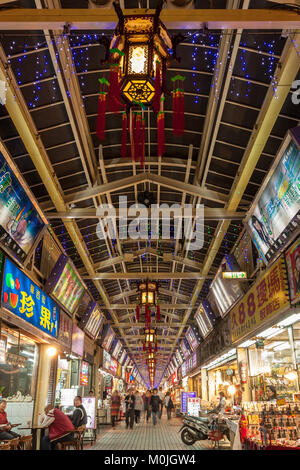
left=230, top=256, right=290, bottom=342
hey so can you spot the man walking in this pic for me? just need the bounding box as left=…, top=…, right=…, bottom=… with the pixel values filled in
left=125, top=389, right=135, bottom=429
left=150, top=388, right=162, bottom=426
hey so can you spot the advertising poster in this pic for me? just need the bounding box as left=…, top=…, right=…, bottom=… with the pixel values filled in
left=101, top=326, right=115, bottom=352
left=230, top=256, right=290, bottom=342
left=71, top=325, right=84, bottom=357
left=246, top=132, right=300, bottom=264
left=185, top=326, right=199, bottom=351
left=0, top=338, right=6, bottom=363
left=181, top=392, right=196, bottom=413
left=84, top=304, right=104, bottom=340
left=82, top=397, right=96, bottom=429
left=180, top=338, right=190, bottom=359
left=285, top=237, right=300, bottom=305
left=57, top=310, right=73, bottom=350
left=52, top=260, right=85, bottom=315
left=0, top=150, right=44, bottom=262
left=1, top=257, right=59, bottom=337
left=80, top=361, right=89, bottom=386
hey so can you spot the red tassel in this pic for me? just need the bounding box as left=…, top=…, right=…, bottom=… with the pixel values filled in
left=107, top=64, right=121, bottom=113
left=157, top=112, right=165, bottom=157
left=140, top=118, right=145, bottom=169
left=96, top=92, right=106, bottom=140
left=130, top=112, right=136, bottom=161
left=134, top=113, right=142, bottom=162
left=155, top=343, right=158, bottom=352
left=156, top=305, right=160, bottom=322
left=178, top=90, right=185, bottom=136
left=143, top=343, right=146, bottom=352
left=172, top=88, right=184, bottom=136
left=136, top=305, right=140, bottom=322
left=121, top=111, right=127, bottom=158
left=153, top=60, right=161, bottom=114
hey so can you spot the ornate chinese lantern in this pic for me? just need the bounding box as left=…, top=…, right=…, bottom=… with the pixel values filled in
left=97, top=1, right=184, bottom=166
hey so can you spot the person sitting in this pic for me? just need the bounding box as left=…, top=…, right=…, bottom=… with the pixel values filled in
left=0, top=399, right=21, bottom=440
left=40, top=405, right=75, bottom=450
left=70, top=396, right=87, bottom=429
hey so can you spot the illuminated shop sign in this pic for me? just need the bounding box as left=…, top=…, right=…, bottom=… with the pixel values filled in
left=1, top=257, right=59, bottom=338
left=285, top=236, right=300, bottom=305
left=246, top=126, right=300, bottom=264
left=222, top=272, right=247, bottom=279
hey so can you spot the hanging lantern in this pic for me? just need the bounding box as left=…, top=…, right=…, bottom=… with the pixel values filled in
left=138, top=281, right=158, bottom=305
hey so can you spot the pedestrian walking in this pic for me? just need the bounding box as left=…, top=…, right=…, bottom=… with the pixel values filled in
left=144, top=390, right=152, bottom=422
left=134, top=390, right=144, bottom=424
left=125, top=389, right=135, bottom=429
left=150, top=388, right=162, bottom=426
left=165, top=392, right=174, bottom=420
left=110, top=390, right=121, bottom=429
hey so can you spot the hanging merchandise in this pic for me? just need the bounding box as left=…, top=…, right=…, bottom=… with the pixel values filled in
left=96, top=78, right=109, bottom=140
left=171, top=75, right=185, bottom=136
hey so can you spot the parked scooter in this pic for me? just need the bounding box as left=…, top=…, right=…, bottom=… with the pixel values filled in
left=179, top=408, right=230, bottom=446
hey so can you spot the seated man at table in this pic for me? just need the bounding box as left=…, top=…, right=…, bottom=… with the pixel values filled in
left=0, top=399, right=21, bottom=441
left=40, top=405, right=75, bottom=450
left=70, top=396, right=87, bottom=429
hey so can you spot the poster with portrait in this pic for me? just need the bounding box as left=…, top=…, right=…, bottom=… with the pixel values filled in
left=0, top=149, right=45, bottom=263
left=246, top=128, right=300, bottom=264
left=285, top=237, right=300, bottom=305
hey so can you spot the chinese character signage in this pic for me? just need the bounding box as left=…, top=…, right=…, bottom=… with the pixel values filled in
left=181, top=392, right=196, bottom=413
left=285, top=237, right=300, bottom=305
left=0, top=338, right=6, bottom=363
left=71, top=325, right=84, bottom=357
left=57, top=310, right=72, bottom=350
left=230, top=256, right=290, bottom=342
left=246, top=127, right=300, bottom=264
left=1, top=257, right=59, bottom=337
left=0, top=150, right=45, bottom=263
left=80, top=361, right=89, bottom=386
left=101, top=325, right=115, bottom=352
left=44, top=255, right=85, bottom=316
left=180, top=338, right=191, bottom=359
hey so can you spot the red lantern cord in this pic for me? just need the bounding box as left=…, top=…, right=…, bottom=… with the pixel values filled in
left=134, top=112, right=142, bottom=163
left=121, top=111, right=127, bottom=158
left=141, top=117, right=145, bottom=169
left=130, top=112, right=136, bottom=161
left=96, top=78, right=109, bottom=140
left=153, top=60, right=161, bottom=114
left=136, top=305, right=140, bottom=322
left=157, top=111, right=165, bottom=157
left=171, top=75, right=185, bottom=136
left=156, top=304, right=160, bottom=322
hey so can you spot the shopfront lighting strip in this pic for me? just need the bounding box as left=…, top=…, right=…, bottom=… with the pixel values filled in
left=258, top=327, right=280, bottom=339
left=204, top=348, right=236, bottom=370
left=238, top=339, right=256, bottom=348
left=277, top=313, right=300, bottom=328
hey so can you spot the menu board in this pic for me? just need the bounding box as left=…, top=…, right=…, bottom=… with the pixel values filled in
left=185, top=326, right=199, bottom=351
left=181, top=392, right=196, bottom=413
left=246, top=127, right=300, bottom=264
left=285, top=237, right=300, bottom=305
left=82, top=397, right=96, bottom=429
left=57, top=310, right=73, bottom=350
left=60, top=388, right=78, bottom=407
left=0, top=149, right=45, bottom=263
left=1, top=257, right=59, bottom=338
left=80, top=361, right=89, bottom=386
left=187, top=397, right=201, bottom=417
left=84, top=304, right=104, bottom=340
left=71, top=325, right=84, bottom=357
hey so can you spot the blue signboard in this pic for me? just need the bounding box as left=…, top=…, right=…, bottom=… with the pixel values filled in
left=1, top=257, right=59, bottom=338
left=181, top=392, right=196, bottom=413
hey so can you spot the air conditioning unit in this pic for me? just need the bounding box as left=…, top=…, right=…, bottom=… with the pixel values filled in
left=164, top=0, right=195, bottom=8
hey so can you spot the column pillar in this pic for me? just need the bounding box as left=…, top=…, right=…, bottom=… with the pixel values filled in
left=237, top=347, right=251, bottom=403
left=201, top=368, right=208, bottom=401
left=33, top=344, right=53, bottom=425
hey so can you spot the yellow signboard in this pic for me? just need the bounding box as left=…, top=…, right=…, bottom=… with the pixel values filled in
left=231, top=256, right=290, bottom=343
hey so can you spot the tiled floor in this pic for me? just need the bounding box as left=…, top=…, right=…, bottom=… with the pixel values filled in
left=88, top=413, right=230, bottom=451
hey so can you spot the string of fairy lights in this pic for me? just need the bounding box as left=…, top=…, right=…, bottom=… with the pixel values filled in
left=1, top=30, right=295, bottom=383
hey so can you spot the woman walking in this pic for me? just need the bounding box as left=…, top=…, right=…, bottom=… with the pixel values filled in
left=134, top=390, right=144, bottom=424
left=110, top=390, right=121, bottom=429
left=144, top=390, right=152, bottom=423
left=165, top=392, right=174, bottom=420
